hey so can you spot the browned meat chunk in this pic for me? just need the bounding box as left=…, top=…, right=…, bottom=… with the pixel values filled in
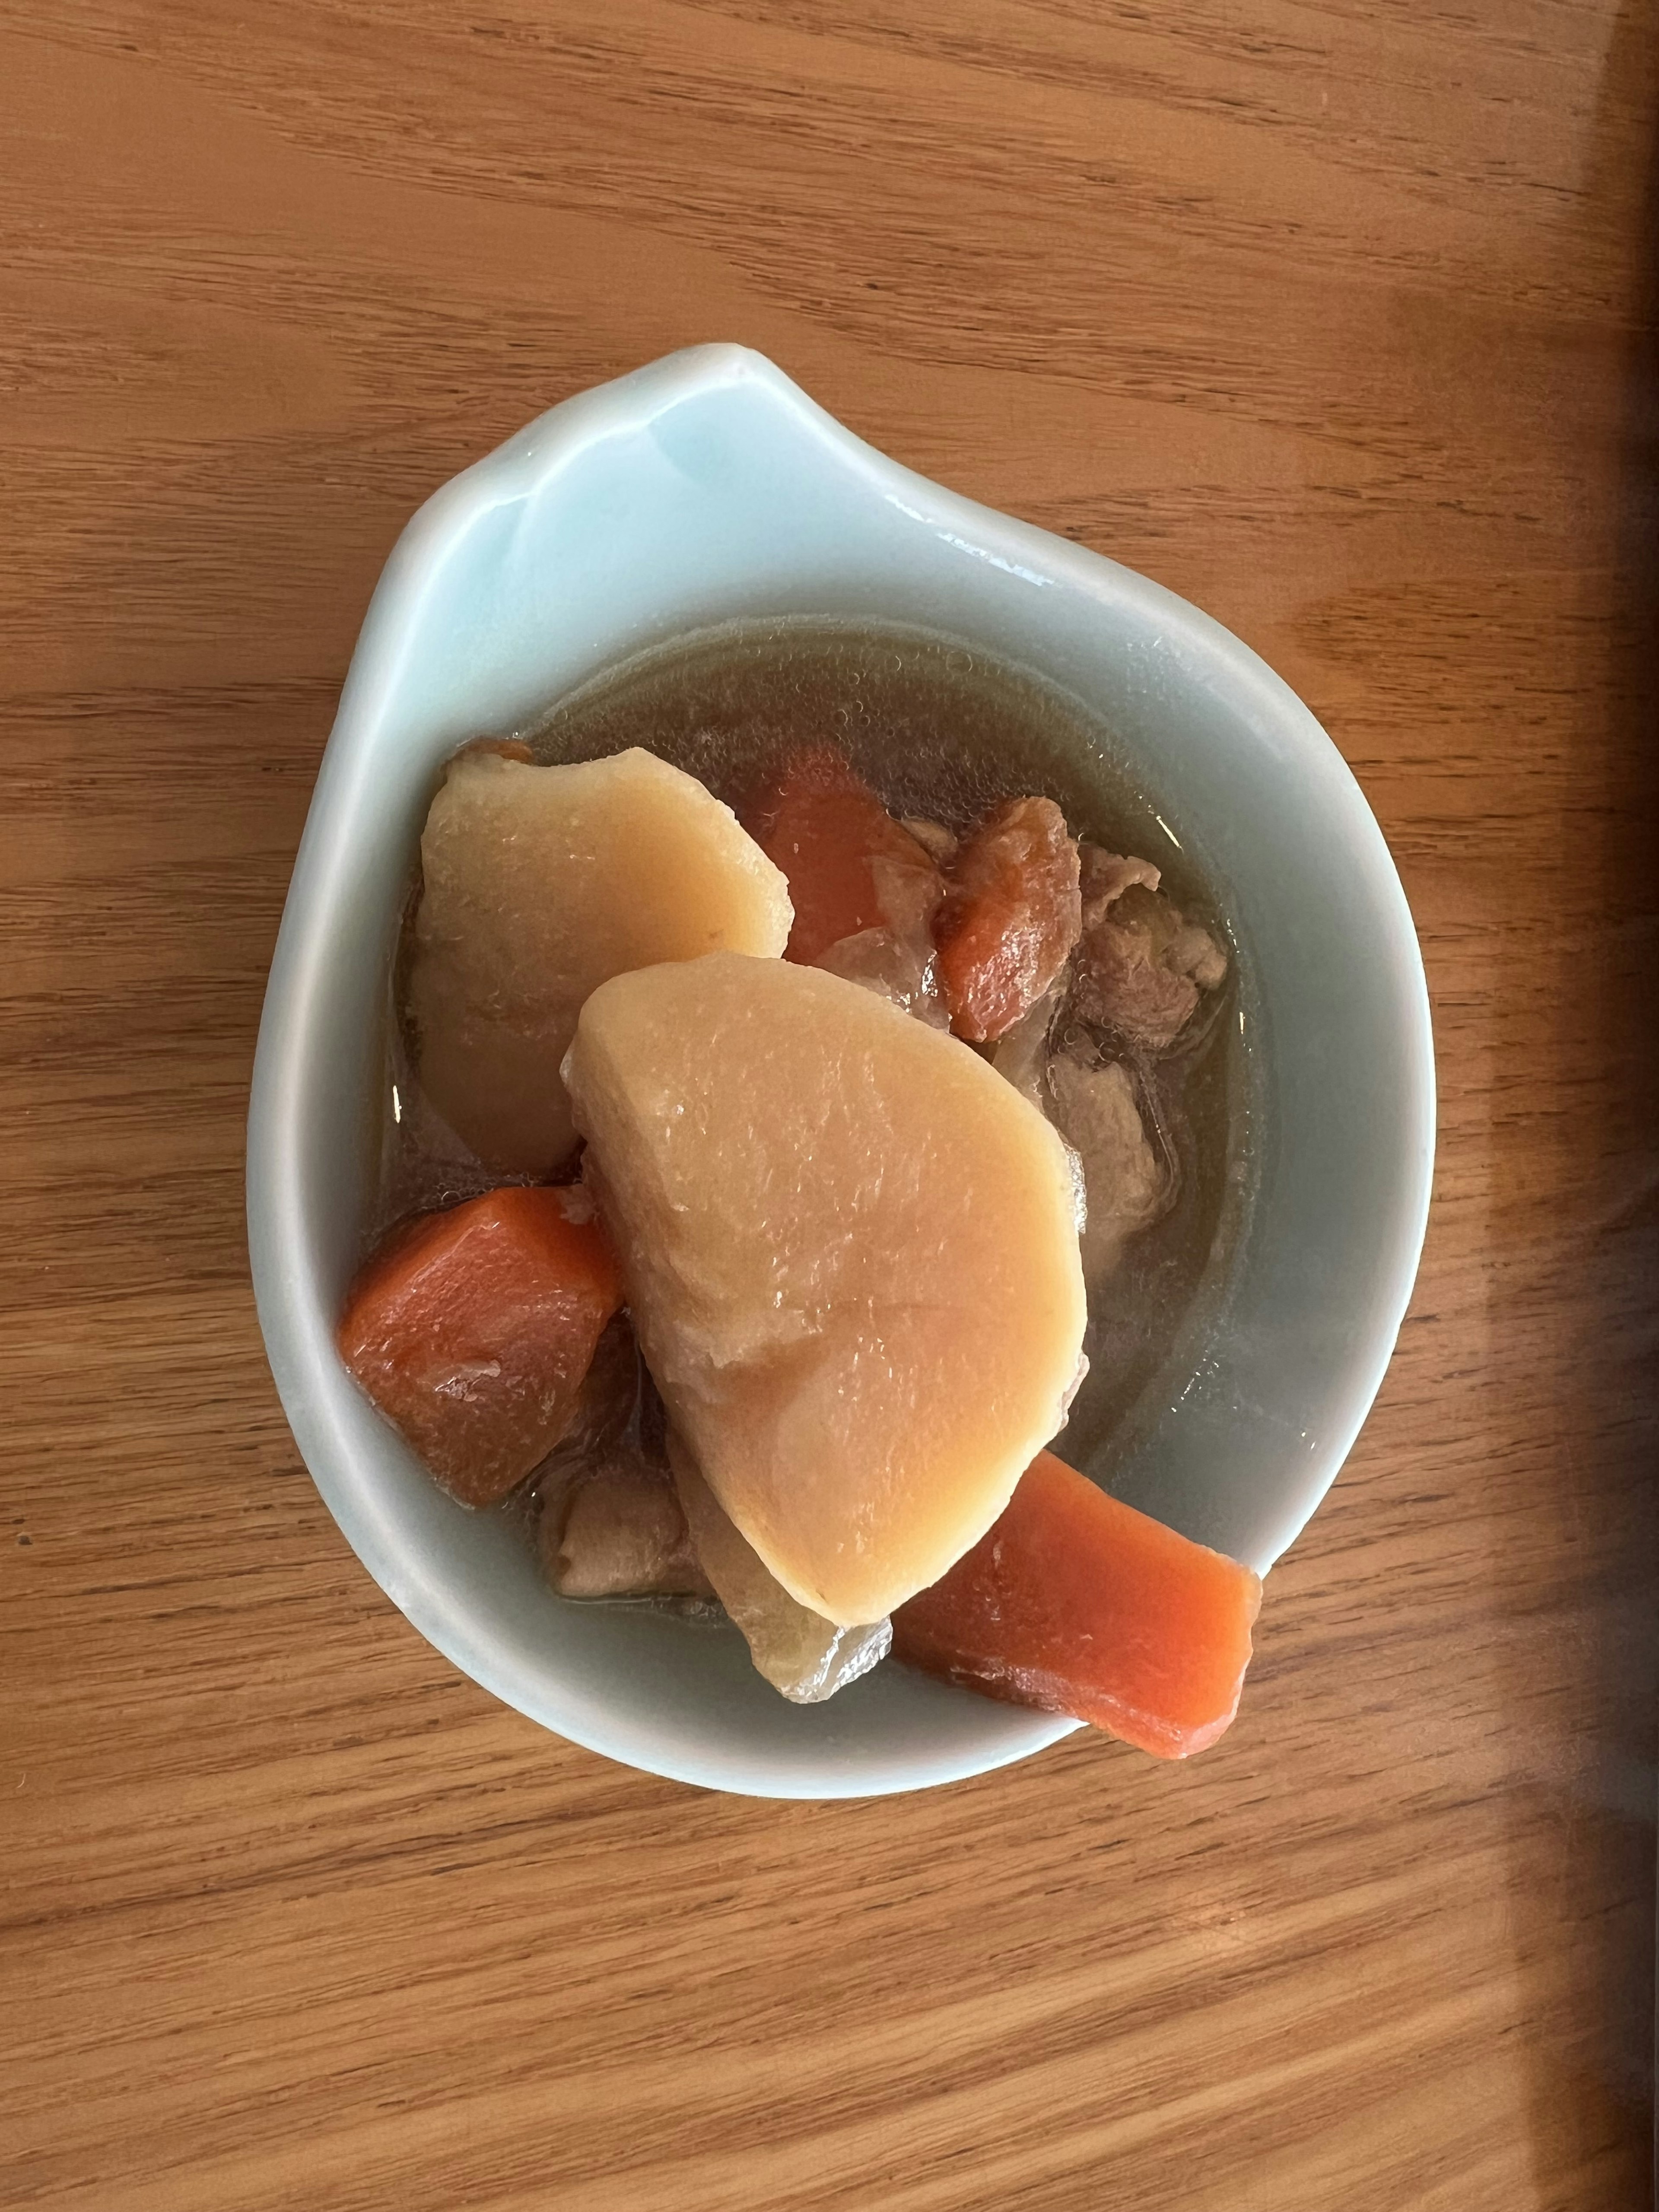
left=934, top=798, right=1083, bottom=1043
left=1073, top=848, right=1227, bottom=1053
left=988, top=979, right=1064, bottom=1107
left=1046, top=1053, right=1172, bottom=1284
left=542, top=1452, right=715, bottom=1600
left=1079, top=846, right=1162, bottom=906
left=900, top=817, right=959, bottom=867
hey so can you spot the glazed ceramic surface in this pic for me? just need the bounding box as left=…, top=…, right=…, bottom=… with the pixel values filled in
left=247, top=346, right=1434, bottom=1798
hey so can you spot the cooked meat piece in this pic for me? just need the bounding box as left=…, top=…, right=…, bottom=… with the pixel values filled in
left=934, top=797, right=1083, bottom=1043
left=988, top=979, right=1065, bottom=1108
left=1073, top=849, right=1228, bottom=1054
left=814, top=849, right=950, bottom=1027
left=543, top=1452, right=715, bottom=1600
left=1046, top=1053, right=1172, bottom=1285
left=1170, top=915, right=1229, bottom=993
left=900, top=817, right=959, bottom=867
left=1079, top=845, right=1162, bottom=909
left=871, top=850, right=944, bottom=941
left=536, top=1313, right=644, bottom=1474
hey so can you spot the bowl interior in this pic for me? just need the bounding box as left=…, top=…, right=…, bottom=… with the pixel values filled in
left=248, top=346, right=1433, bottom=1798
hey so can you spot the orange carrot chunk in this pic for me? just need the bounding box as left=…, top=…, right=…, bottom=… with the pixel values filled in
left=744, top=746, right=940, bottom=965
left=891, top=1449, right=1261, bottom=1757
left=934, top=797, right=1082, bottom=1042
left=336, top=1188, right=624, bottom=1508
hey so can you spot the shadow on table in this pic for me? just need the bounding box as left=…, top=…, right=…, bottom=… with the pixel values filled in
left=1508, top=1, right=1659, bottom=2196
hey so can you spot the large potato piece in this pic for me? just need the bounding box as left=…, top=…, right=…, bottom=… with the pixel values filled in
left=566, top=953, right=1087, bottom=1625
left=408, top=749, right=793, bottom=1176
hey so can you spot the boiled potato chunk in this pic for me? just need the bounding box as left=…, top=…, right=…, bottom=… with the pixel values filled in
left=408, top=748, right=793, bottom=1176
left=566, top=953, right=1087, bottom=1625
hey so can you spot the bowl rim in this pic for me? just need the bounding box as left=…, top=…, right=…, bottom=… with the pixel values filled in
left=247, top=343, right=1435, bottom=1798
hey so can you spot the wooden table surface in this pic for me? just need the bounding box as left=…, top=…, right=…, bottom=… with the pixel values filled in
left=4, top=5, right=1656, bottom=2207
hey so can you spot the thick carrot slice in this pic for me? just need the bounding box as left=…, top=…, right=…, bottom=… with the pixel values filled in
left=337, top=1188, right=624, bottom=1507
left=934, top=797, right=1082, bottom=1042
left=744, top=746, right=940, bottom=964
left=891, top=1449, right=1261, bottom=1757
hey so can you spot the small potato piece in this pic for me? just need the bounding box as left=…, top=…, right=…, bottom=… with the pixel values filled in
left=409, top=747, right=793, bottom=1176
left=934, top=798, right=1082, bottom=1043
left=669, top=1437, right=890, bottom=1702
left=337, top=1188, right=624, bottom=1506
left=566, top=953, right=1087, bottom=1625
left=544, top=1455, right=714, bottom=1600
left=892, top=1450, right=1261, bottom=1758
left=744, top=747, right=942, bottom=965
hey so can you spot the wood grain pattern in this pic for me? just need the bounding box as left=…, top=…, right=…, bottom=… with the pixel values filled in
left=2, top=3, right=1655, bottom=2206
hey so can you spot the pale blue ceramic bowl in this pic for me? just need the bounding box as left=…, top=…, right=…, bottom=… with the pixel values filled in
left=247, top=346, right=1433, bottom=1798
